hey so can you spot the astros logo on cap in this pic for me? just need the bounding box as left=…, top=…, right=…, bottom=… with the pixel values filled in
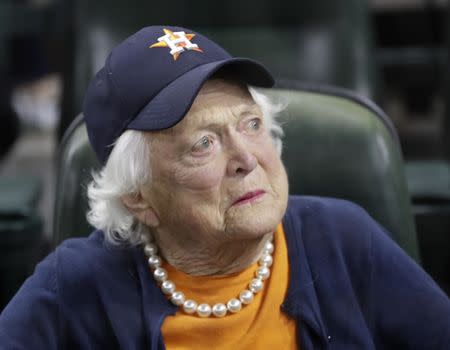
left=149, top=28, right=203, bottom=60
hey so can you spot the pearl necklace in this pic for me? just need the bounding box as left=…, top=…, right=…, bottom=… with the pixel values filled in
left=142, top=234, right=274, bottom=318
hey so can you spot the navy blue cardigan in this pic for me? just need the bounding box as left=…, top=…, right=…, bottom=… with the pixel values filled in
left=1, top=196, right=449, bottom=349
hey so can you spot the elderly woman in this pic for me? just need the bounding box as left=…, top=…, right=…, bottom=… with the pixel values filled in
left=1, top=26, right=449, bottom=349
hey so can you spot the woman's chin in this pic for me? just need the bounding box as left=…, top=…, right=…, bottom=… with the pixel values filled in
left=224, top=201, right=285, bottom=239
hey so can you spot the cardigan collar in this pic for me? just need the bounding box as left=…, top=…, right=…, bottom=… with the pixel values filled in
left=282, top=204, right=330, bottom=346
left=132, top=247, right=177, bottom=348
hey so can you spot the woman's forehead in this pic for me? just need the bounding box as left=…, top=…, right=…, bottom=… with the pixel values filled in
left=169, top=80, right=260, bottom=134
left=192, top=79, right=255, bottom=110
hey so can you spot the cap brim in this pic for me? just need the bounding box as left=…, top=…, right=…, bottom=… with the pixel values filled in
left=127, top=58, right=274, bottom=131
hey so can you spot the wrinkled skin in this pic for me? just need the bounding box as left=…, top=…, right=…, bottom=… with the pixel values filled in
left=122, top=79, right=289, bottom=275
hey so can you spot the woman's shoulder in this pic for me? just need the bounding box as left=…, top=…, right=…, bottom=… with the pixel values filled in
left=287, top=194, right=370, bottom=216
left=284, top=195, right=380, bottom=265
left=285, top=195, right=377, bottom=234
left=0, top=231, right=145, bottom=347
left=54, top=230, right=137, bottom=286
left=56, top=229, right=126, bottom=259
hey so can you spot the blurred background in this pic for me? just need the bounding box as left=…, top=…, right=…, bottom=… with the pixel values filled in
left=0, top=0, right=449, bottom=309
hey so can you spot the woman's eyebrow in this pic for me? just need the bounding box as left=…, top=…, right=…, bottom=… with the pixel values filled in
left=193, top=111, right=260, bottom=132
left=177, top=103, right=261, bottom=135
left=235, top=103, right=260, bottom=115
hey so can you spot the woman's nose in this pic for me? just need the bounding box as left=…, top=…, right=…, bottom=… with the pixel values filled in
left=226, top=136, right=258, bottom=176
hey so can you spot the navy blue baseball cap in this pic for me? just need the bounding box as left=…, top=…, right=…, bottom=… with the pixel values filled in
left=83, top=25, right=274, bottom=164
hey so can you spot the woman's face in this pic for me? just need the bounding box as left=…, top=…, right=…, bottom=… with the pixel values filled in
left=140, top=79, right=289, bottom=245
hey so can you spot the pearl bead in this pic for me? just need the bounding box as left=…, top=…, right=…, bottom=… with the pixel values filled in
left=259, top=253, right=273, bottom=267
left=212, top=303, right=227, bottom=317
left=249, top=278, right=263, bottom=293
left=264, top=241, right=274, bottom=254
left=161, top=280, right=175, bottom=295
left=239, top=290, right=254, bottom=305
left=170, top=291, right=185, bottom=306
left=183, top=300, right=197, bottom=314
left=256, top=266, right=270, bottom=280
left=227, top=298, right=242, bottom=313
left=144, top=243, right=158, bottom=256
left=153, top=267, right=167, bottom=282
left=148, top=255, right=162, bottom=269
left=197, top=303, right=212, bottom=317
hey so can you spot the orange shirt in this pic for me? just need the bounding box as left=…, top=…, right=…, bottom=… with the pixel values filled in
left=161, top=223, right=297, bottom=349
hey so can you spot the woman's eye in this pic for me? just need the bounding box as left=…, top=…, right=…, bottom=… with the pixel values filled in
left=192, top=135, right=213, bottom=153
left=247, top=118, right=261, bottom=132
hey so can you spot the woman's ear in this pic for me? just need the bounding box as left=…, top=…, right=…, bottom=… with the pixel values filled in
left=121, top=193, right=160, bottom=227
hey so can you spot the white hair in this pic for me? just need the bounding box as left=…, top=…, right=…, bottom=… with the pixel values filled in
left=86, top=86, right=285, bottom=245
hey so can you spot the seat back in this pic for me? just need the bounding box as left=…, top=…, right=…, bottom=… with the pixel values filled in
left=53, top=86, right=419, bottom=260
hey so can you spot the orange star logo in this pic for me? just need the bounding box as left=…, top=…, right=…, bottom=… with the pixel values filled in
left=149, top=28, right=203, bottom=61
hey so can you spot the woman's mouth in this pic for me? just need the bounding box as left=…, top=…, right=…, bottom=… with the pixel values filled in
left=232, top=190, right=266, bottom=206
